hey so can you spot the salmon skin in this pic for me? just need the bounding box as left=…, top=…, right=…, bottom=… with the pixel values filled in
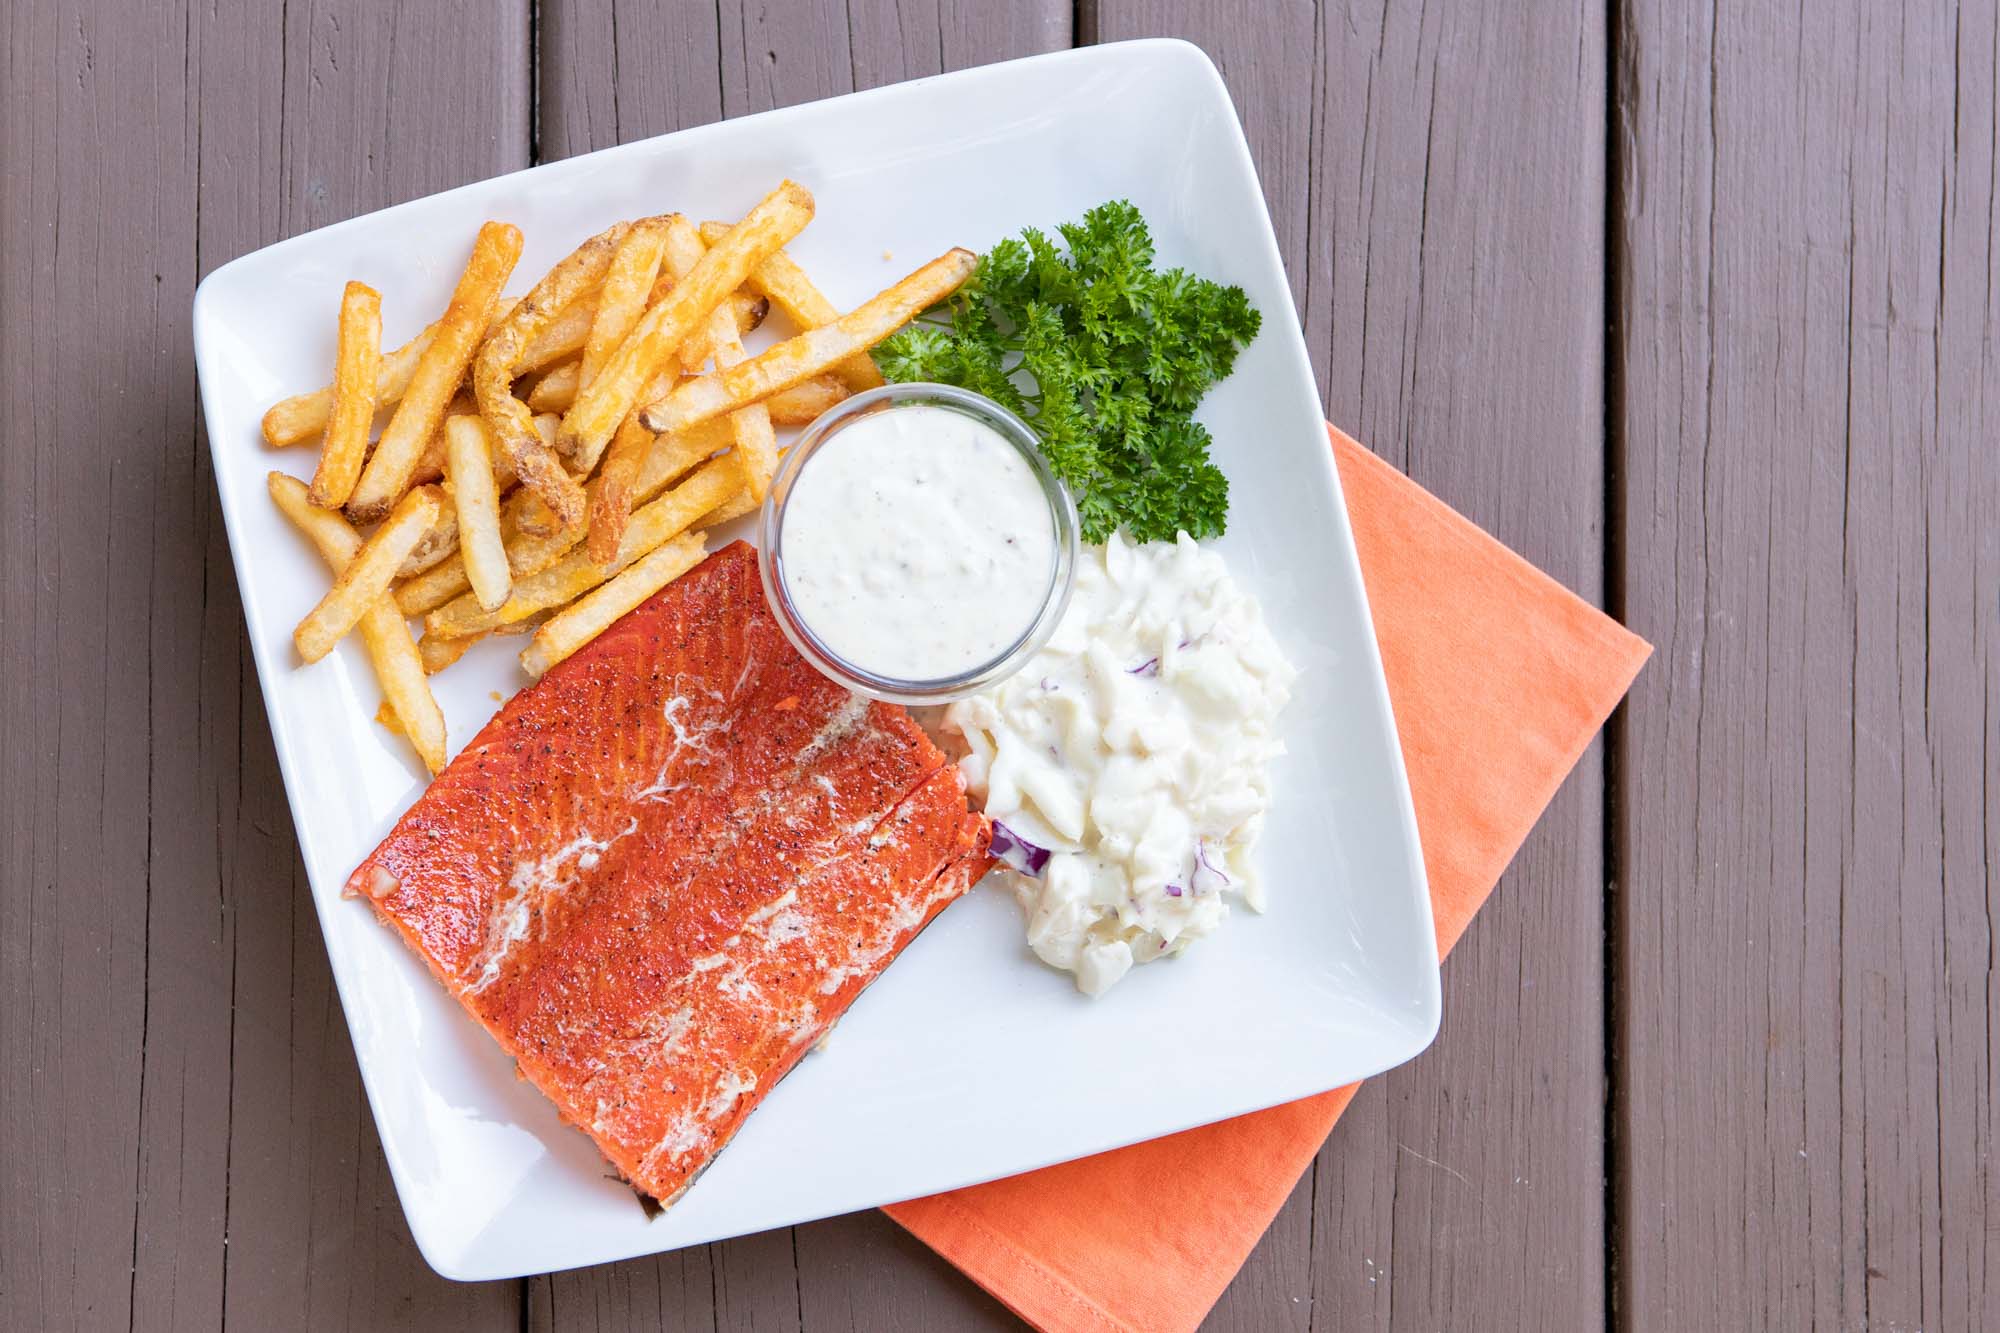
left=347, top=541, right=989, bottom=1209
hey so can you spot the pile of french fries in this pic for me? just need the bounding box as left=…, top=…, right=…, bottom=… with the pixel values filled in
left=265, top=180, right=977, bottom=775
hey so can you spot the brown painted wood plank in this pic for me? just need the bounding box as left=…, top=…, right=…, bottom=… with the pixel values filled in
left=206, top=4, right=531, bottom=1326
left=792, top=1212, right=1021, bottom=1332
left=1, top=1, right=530, bottom=1328
left=0, top=2, right=188, bottom=1325
left=1615, top=1, right=2000, bottom=1327
left=531, top=3, right=1065, bottom=1328
left=1090, top=3, right=1610, bottom=1328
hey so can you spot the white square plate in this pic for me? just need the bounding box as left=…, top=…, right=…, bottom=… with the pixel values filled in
left=193, top=38, right=1439, bottom=1281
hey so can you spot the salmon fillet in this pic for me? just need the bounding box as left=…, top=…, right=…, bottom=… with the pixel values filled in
left=347, top=541, right=989, bottom=1207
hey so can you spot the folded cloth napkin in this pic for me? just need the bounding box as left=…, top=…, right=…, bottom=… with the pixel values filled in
left=884, top=425, right=1651, bottom=1333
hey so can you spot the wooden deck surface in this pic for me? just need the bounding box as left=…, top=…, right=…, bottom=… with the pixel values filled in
left=1, top=1, right=1992, bottom=1328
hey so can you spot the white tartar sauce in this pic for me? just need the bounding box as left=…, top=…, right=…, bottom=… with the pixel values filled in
left=945, top=532, right=1296, bottom=995
left=780, top=404, right=1054, bottom=680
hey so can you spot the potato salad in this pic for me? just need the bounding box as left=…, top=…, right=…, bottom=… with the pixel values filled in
left=945, top=533, right=1296, bottom=995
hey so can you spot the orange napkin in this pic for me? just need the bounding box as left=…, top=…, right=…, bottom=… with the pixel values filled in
left=884, top=426, right=1650, bottom=1332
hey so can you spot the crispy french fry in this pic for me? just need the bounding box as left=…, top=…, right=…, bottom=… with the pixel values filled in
left=585, top=411, right=734, bottom=564
left=395, top=452, right=585, bottom=615
left=427, top=459, right=737, bottom=640
left=561, top=288, right=763, bottom=479
left=559, top=183, right=813, bottom=467
left=643, top=419, right=732, bottom=490
left=396, top=413, right=720, bottom=616
left=480, top=229, right=627, bottom=395
left=409, top=390, right=479, bottom=485
left=269, top=473, right=446, bottom=773
left=585, top=415, right=655, bottom=565
left=700, top=220, right=885, bottom=392
left=396, top=410, right=520, bottom=576
left=582, top=218, right=670, bottom=392
left=395, top=458, right=579, bottom=616
left=507, top=413, right=582, bottom=538
left=474, top=224, right=629, bottom=537
left=520, top=533, right=708, bottom=677
left=643, top=249, right=975, bottom=435
left=309, top=281, right=382, bottom=508
left=417, top=630, right=480, bottom=675
left=764, top=374, right=849, bottom=425
left=604, top=366, right=841, bottom=429
left=677, top=291, right=770, bottom=372
left=659, top=219, right=778, bottom=503
left=525, top=312, right=813, bottom=415
left=398, top=524, right=461, bottom=579
left=700, top=487, right=760, bottom=529
left=733, top=290, right=771, bottom=333
left=397, top=420, right=517, bottom=577
left=396, top=553, right=472, bottom=616
left=262, top=297, right=524, bottom=448
left=510, top=506, right=561, bottom=540
left=525, top=359, right=580, bottom=412
left=265, top=328, right=426, bottom=447
left=503, top=459, right=589, bottom=571
left=348, top=223, right=522, bottom=521
left=444, top=415, right=511, bottom=612
left=719, top=359, right=776, bottom=499
left=517, top=296, right=599, bottom=374
left=295, top=485, right=442, bottom=662
left=533, top=301, right=786, bottom=416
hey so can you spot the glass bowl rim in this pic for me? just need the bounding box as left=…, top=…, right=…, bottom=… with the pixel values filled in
left=756, top=382, right=1080, bottom=705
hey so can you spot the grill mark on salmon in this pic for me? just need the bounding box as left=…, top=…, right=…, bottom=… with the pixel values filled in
left=347, top=542, right=987, bottom=1208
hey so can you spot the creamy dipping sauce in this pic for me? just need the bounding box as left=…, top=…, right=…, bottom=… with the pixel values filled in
left=780, top=404, right=1056, bottom=681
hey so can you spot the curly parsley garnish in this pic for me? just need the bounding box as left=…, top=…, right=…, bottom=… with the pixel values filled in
left=872, top=201, right=1260, bottom=544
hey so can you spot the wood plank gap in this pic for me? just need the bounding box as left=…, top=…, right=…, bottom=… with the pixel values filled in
left=1602, top=0, right=1632, bottom=1329
left=530, top=0, right=542, bottom=165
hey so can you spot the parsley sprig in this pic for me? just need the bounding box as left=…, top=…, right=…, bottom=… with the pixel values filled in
left=873, top=201, right=1260, bottom=543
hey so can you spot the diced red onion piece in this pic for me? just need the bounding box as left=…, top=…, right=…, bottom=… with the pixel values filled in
left=1191, top=839, right=1231, bottom=895
left=990, top=820, right=1051, bottom=876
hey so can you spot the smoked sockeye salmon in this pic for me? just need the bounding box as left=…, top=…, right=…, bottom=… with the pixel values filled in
left=347, top=541, right=989, bottom=1208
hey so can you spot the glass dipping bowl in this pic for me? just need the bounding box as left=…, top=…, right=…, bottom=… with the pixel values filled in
left=757, top=382, right=1079, bottom=705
